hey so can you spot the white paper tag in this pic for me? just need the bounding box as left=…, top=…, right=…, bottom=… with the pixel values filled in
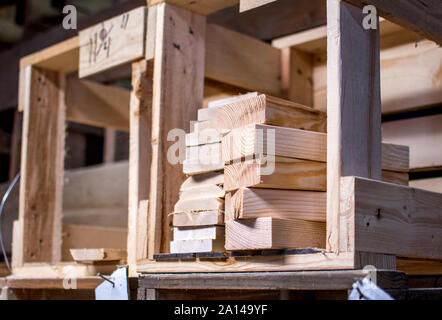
left=95, top=266, right=129, bottom=300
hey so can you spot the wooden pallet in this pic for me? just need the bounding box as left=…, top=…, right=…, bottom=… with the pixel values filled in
left=8, top=0, right=442, bottom=295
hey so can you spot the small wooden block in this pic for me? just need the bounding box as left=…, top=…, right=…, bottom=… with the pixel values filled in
left=173, top=211, right=224, bottom=227
left=226, top=217, right=326, bottom=250
left=170, top=238, right=225, bottom=254
left=79, top=7, right=147, bottom=78
left=173, top=226, right=224, bottom=241
left=70, top=248, right=127, bottom=262
left=174, top=197, right=224, bottom=214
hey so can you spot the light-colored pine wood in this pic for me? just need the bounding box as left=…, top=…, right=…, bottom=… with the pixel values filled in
left=340, top=176, right=442, bottom=259
left=148, top=0, right=238, bottom=15
left=174, top=198, right=224, bottom=214
left=20, top=37, right=79, bottom=73
left=180, top=184, right=225, bottom=201
left=183, top=157, right=224, bottom=175
left=383, top=114, right=442, bottom=170
left=206, top=24, right=281, bottom=96
left=16, top=68, right=65, bottom=266
left=70, top=248, right=127, bottom=263
left=65, top=78, right=130, bottom=132
left=224, top=156, right=326, bottom=192
left=226, top=217, right=326, bottom=250
left=79, top=7, right=147, bottom=78
left=186, top=142, right=222, bottom=162
left=222, top=124, right=326, bottom=163
left=173, top=226, right=224, bottom=241
left=397, top=257, right=442, bottom=275
left=226, top=187, right=326, bottom=222
left=326, top=0, right=382, bottom=253
left=202, top=93, right=327, bottom=132
left=180, top=172, right=224, bottom=190
left=170, top=238, right=225, bottom=254
left=410, top=177, right=442, bottom=194
left=148, top=3, right=206, bottom=257
left=128, top=60, right=153, bottom=274
left=173, top=211, right=224, bottom=227
left=240, top=0, right=277, bottom=12
left=136, top=200, right=149, bottom=266
left=137, top=251, right=355, bottom=273
left=186, top=127, right=221, bottom=146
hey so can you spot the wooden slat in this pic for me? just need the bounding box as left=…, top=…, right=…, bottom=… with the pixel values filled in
left=344, top=0, right=442, bottom=45
left=127, top=60, right=153, bottom=274
left=16, top=68, right=65, bottom=265
left=381, top=143, right=410, bottom=172
left=341, top=176, right=442, bottom=259
left=240, top=0, right=277, bottom=12
left=0, top=276, right=103, bottom=290
left=70, top=248, right=127, bottom=262
left=410, top=177, right=442, bottom=194
left=326, top=0, right=382, bottom=253
left=65, top=78, right=130, bottom=131
left=383, top=114, right=442, bottom=170
left=79, top=7, right=147, bottom=78
left=397, top=257, right=442, bottom=275
left=148, top=0, right=239, bottom=15
left=224, top=156, right=327, bottom=192
left=20, top=37, right=79, bottom=73
left=226, top=187, right=326, bottom=222
left=148, top=3, right=206, bottom=257
left=173, top=211, right=224, bottom=227
left=170, top=238, right=225, bottom=254
left=226, top=217, right=325, bottom=250
left=173, top=226, right=224, bottom=241
left=205, top=24, right=281, bottom=96
left=201, top=93, right=327, bottom=132
left=381, top=170, right=409, bottom=186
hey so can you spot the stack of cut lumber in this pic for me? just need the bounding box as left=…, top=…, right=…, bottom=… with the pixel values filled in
left=170, top=99, right=227, bottom=253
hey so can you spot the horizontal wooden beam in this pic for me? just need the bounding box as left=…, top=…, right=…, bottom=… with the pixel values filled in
left=344, top=0, right=442, bottom=45
left=240, top=0, right=277, bottom=12
left=65, top=78, right=130, bottom=131
left=341, top=176, right=442, bottom=260
left=70, top=248, right=127, bottom=263
left=148, top=0, right=239, bottom=15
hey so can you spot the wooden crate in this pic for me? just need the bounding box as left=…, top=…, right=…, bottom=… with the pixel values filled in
left=7, top=0, right=442, bottom=296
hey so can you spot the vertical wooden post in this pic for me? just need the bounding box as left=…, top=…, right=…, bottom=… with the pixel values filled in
left=8, top=110, right=22, bottom=181
left=127, top=60, right=153, bottom=275
left=147, top=3, right=206, bottom=257
left=326, top=0, right=382, bottom=253
left=15, top=67, right=66, bottom=265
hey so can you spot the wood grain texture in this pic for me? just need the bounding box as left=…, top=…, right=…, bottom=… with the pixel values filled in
left=224, top=156, right=327, bottom=191
left=128, top=60, right=152, bottom=273
left=148, top=3, right=206, bottom=256
left=65, top=78, right=130, bottom=131
left=16, top=68, right=65, bottom=265
left=397, top=257, right=442, bottom=275
left=381, top=170, right=409, bottom=186
left=137, top=251, right=355, bottom=273
left=148, top=0, right=238, bottom=15
left=70, top=248, right=127, bottom=262
left=222, top=124, right=326, bottom=163
left=344, top=0, right=442, bottom=45
left=226, top=217, right=326, bottom=250
left=203, top=94, right=326, bottom=131
left=382, top=114, right=442, bottom=170
left=205, top=24, right=281, bottom=96
left=226, top=187, right=326, bottom=222
left=381, top=143, right=410, bottom=172
left=170, top=238, right=225, bottom=253
left=341, top=176, right=442, bottom=259
left=173, top=211, right=224, bottom=227
left=240, top=0, right=277, bottom=12
left=410, top=177, right=442, bottom=194
left=326, top=0, right=382, bottom=253
left=79, top=7, right=147, bottom=78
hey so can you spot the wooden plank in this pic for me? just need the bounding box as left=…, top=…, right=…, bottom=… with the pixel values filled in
left=174, top=198, right=224, bottom=214
left=173, top=226, right=224, bottom=241
left=222, top=124, right=326, bottom=163
left=20, top=37, right=79, bottom=73
left=70, top=248, right=127, bottom=263
left=128, top=60, right=153, bottom=274
left=183, top=158, right=224, bottom=175
left=148, top=3, right=206, bottom=257
left=226, top=217, right=325, bottom=250
left=240, top=0, right=277, bottom=12
left=224, top=156, right=327, bottom=192
left=173, top=211, right=224, bottom=227
left=383, top=114, right=442, bottom=170
left=205, top=24, right=281, bottom=96
left=326, top=0, right=382, bottom=253
left=410, top=177, right=442, bottom=194
left=79, top=7, right=147, bottom=78
left=397, top=257, right=442, bottom=275
left=180, top=172, right=224, bottom=190
left=16, top=68, right=65, bottom=265
left=381, top=143, right=410, bottom=172
left=136, top=200, right=149, bottom=266
left=138, top=251, right=354, bottom=273
left=202, top=93, right=326, bottom=132
left=138, top=270, right=408, bottom=290
left=62, top=224, right=127, bottom=262
left=170, top=238, right=225, bottom=254
left=344, top=0, right=442, bottom=45
left=0, top=276, right=103, bottom=290
left=381, top=170, right=409, bottom=186
left=186, top=142, right=222, bottom=162
left=340, top=176, right=442, bottom=259
left=180, top=184, right=224, bottom=201
left=148, top=0, right=238, bottom=15
left=65, top=78, right=130, bottom=132
left=226, top=187, right=326, bottom=222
